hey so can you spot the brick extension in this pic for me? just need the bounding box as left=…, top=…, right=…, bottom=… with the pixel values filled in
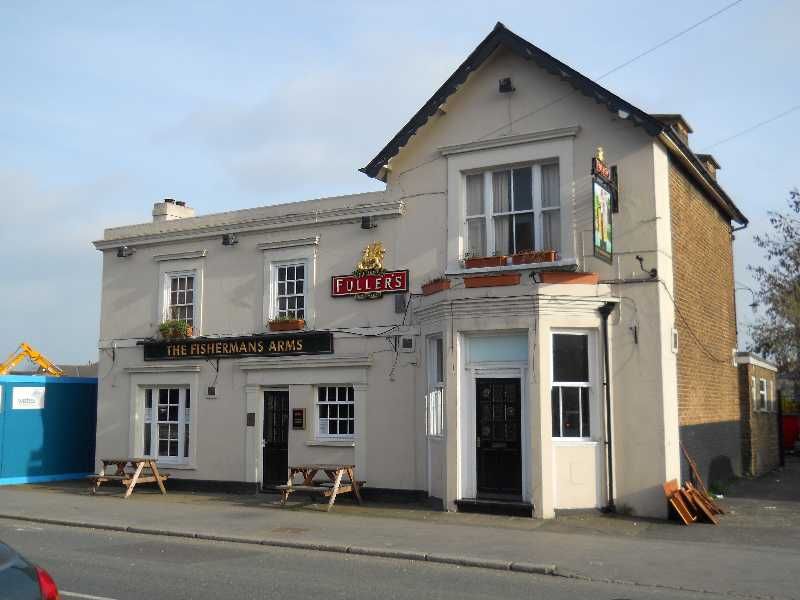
left=738, top=362, right=780, bottom=476
left=669, top=162, right=741, bottom=486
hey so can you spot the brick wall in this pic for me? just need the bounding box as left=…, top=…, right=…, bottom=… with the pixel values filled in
left=738, top=363, right=780, bottom=476
left=669, top=162, right=741, bottom=486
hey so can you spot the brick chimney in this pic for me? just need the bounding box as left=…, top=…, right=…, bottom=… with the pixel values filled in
left=652, top=114, right=693, bottom=146
left=153, top=198, right=195, bottom=222
left=695, top=153, right=720, bottom=179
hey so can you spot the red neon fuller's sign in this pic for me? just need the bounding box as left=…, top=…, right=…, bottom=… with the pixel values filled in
left=331, top=270, right=409, bottom=297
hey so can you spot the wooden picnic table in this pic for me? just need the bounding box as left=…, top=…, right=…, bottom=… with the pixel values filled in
left=276, top=464, right=363, bottom=511
left=89, top=458, right=168, bottom=499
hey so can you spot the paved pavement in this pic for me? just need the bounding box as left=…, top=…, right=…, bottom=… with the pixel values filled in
left=0, top=458, right=798, bottom=599
left=0, top=518, right=720, bottom=600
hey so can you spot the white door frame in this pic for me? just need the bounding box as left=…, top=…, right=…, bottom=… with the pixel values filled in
left=459, top=362, right=529, bottom=502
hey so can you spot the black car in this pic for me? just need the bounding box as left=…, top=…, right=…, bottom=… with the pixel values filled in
left=0, top=540, right=59, bottom=600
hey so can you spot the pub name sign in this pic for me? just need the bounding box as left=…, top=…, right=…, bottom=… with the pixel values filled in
left=143, top=332, right=333, bottom=361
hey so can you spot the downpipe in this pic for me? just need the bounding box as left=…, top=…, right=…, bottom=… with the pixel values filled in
left=598, top=301, right=616, bottom=513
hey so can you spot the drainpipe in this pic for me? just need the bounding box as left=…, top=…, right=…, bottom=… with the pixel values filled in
left=598, top=301, right=616, bottom=513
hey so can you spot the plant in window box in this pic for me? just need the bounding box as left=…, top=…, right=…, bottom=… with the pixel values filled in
left=421, top=276, right=451, bottom=296
left=511, top=249, right=558, bottom=265
left=462, top=251, right=508, bottom=269
left=159, top=319, right=193, bottom=339
left=268, top=314, right=305, bottom=332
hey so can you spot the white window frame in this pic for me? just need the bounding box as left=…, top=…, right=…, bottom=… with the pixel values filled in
left=261, top=238, right=317, bottom=329
left=426, top=336, right=445, bottom=439
left=164, top=272, right=196, bottom=325
left=444, top=131, right=576, bottom=272
left=770, top=380, right=776, bottom=412
left=464, top=162, right=559, bottom=258
left=758, top=378, right=768, bottom=412
left=551, top=331, right=594, bottom=441
left=157, top=259, right=204, bottom=335
left=271, top=261, right=308, bottom=320
left=316, top=385, right=355, bottom=440
left=142, top=386, right=192, bottom=465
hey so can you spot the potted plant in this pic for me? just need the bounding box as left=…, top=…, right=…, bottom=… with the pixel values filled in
left=511, top=249, right=558, bottom=265
left=159, top=319, right=193, bottom=339
left=462, top=251, right=508, bottom=269
left=421, top=276, right=451, bottom=296
left=268, top=315, right=306, bottom=332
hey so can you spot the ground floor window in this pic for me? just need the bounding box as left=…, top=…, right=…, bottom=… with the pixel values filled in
left=551, top=332, right=591, bottom=439
left=317, top=386, right=354, bottom=438
left=144, top=387, right=191, bottom=462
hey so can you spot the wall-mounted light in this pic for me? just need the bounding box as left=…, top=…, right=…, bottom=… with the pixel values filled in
left=222, top=233, right=239, bottom=246
left=116, top=246, right=136, bottom=258
left=361, top=216, right=378, bottom=230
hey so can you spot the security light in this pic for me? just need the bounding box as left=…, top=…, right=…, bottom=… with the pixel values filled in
left=116, top=246, right=136, bottom=258
left=222, top=233, right=239, bottom=246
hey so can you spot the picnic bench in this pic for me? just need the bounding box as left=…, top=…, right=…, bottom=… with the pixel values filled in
left=276, top=464, right=364, bottom=511
left=89, top=458, right=168, bottom=499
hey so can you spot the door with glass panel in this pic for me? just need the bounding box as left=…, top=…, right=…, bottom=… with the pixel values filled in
left=476, top=378, right=522, bottom=498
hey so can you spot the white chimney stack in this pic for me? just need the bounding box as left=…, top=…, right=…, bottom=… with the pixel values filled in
left=153, top=198, right=195, bottom=222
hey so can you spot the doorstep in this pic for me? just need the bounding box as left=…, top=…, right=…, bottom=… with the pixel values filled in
left=455, top=498, right=534, bottom=518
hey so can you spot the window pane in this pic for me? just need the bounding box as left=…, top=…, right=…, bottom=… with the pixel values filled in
left=435, top=338, right=444, bottom=384
left=542, top=209, right=561, bottom=252
left=144, top=424, right=151, bottom=455
left=186, top=277, right=194, bottom=291
left=513, top=213, right=534, bottom=253
left=492, top=170, right=511, bottom=213
left=541, top=164, right=560, bottom=208
left=329, top=420, right=338, bottom=435
left=184, top=424, right=190, bottom=458
left=580, top=388, right=590, bottom=437
left=296, top=265, right=305, bottom=279
left=551, top=388, right=561, bottom=437
left=466, top=174, right=484, bottom=216
left=513, top=168, right=532, bottom=211
left=493, top=214, right=513, bottom=256
left=169, top=441, right=178, bottom=456
left=553, top=334, right=589, bottom=382
left=467, top=218, right=486, bottom=256
left=561, top=387, right=581, bottom=437
left=171, top=279, right=178, bottom=291
left=287, top=265, right=295, bottom=280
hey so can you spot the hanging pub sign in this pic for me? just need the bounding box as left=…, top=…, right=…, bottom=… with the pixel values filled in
left=331, top=241, right=409, bottom=299
left=591, top=149, right=615, bottom=264
left=143, top=331, right=333, bottom=361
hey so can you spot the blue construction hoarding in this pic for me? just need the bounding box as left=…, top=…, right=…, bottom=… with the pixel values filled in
left=0, top=375, right=97, bottom=485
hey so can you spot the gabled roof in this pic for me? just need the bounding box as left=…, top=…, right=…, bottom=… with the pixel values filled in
left=360, top=22, right=746, bottom=225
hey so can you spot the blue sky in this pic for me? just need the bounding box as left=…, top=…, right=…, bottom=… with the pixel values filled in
left=1, top=1, right=798, bottom=363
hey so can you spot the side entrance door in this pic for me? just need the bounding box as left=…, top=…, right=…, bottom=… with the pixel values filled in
left=476, top=378, right=522, bottom=498
left=262, top=390, right=289, bottom=487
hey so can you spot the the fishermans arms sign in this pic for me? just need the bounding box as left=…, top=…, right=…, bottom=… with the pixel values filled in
left=331, top=241, right=409, bottom=299
left=143, top=332, right=334, bottom=360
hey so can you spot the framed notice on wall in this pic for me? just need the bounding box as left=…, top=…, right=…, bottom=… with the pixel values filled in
left=12, top=386, right=45, bottom=410
left=292, top=408, right=306, bottom=430
left=591, top=157, right=615, bottom=264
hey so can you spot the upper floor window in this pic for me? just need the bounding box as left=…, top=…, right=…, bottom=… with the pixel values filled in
left=272, top=262, right=306, bottom=320
left=167, top=273, right=195, bottom=326
left=465, top=162, right=560, bottom=258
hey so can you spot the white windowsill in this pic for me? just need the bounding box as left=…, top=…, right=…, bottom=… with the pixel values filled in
left=305, top=440, right=356, bottom=447
left=446, top=257, right=577, bottom=276
left=154, top=462, right=197, bottom=470
left=553, top=439, right=600, bottom=447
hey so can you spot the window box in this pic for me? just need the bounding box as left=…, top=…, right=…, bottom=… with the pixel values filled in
left=511, top=249, right=558, bottom=265
left=539, top=271, right=599, bottom=285
left=463, top=273, right=520, bottom=288
left=422, top=278, right=451, bottom=296
left=268, top=318, right=305, bottom=332
left=464, top=255, right=508, bottom=269
left=159, top=320, right=193, bottom=339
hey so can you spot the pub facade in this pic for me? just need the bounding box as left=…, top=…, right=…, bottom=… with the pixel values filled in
left=93, top=23, right=747, bottom=518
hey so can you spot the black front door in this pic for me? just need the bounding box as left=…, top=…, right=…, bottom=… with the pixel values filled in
left=263, top=390, right=289, bottom=486
left=476, top=378, right=522, bottom=498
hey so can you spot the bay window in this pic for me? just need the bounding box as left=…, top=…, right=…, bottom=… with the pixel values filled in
left=465, top=162, right=560, bottom=257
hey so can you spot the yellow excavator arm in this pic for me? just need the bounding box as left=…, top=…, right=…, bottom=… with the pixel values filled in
left=0, top=343, right=63, bottom=377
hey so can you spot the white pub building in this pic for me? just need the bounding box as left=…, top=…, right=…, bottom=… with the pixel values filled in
left=93, top=24, right=747, bottom=518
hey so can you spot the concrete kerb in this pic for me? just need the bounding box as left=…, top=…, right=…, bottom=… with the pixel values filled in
left=0, top=513, right=556, bottom=577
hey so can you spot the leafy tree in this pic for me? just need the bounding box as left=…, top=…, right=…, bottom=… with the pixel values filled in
left=748, top=189, right=800, bottom=382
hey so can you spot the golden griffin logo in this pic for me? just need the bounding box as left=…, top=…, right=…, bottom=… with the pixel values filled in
left=355, top=241, right=386, bottom=274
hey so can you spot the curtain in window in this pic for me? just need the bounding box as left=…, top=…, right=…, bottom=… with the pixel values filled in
left=466, top=174, right=484, bottom=216
left=466, top=174, right=486, bottom=256
left=492, top=171, right=511, bottom=213
left=541, top=164, right=560, bottom=252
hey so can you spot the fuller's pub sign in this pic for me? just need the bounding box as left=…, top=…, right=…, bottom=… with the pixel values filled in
left=331, top=241, right=409, bottom=299
left=143, top=331, right=334, bottom=361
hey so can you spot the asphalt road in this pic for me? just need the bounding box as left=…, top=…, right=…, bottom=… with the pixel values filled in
left=0, top=519, right=719, bottom=600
